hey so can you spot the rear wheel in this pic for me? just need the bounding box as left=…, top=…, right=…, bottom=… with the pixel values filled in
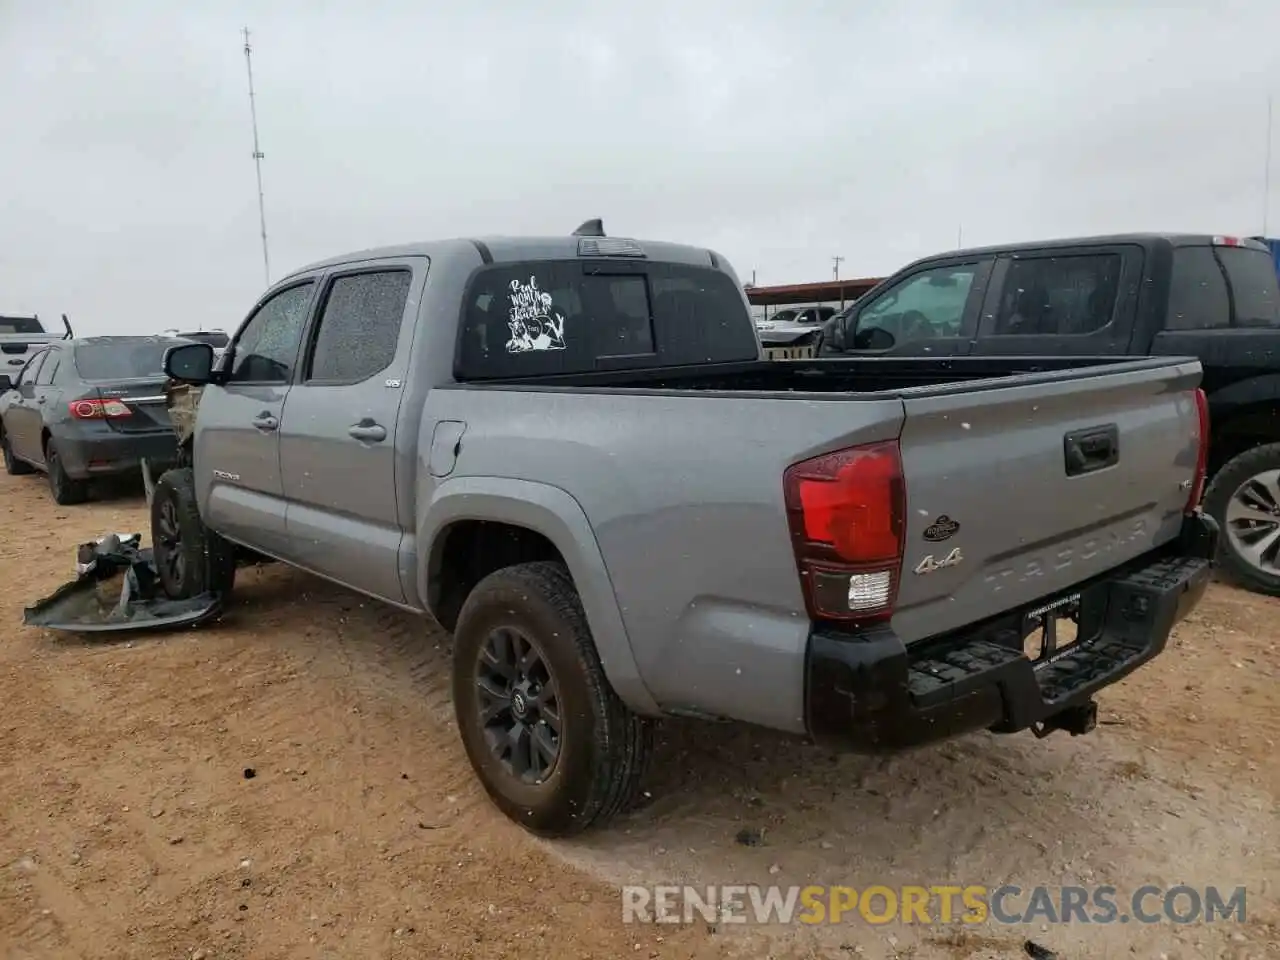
left=451, top=561, right=652, bottom=837
left=2, top=431, right=33, bottom=475
left=150, top=467, right=237, bottom=599
left=45, top=441, right=89, bottom=505
left=1203, top=442, right=1280, bottom=597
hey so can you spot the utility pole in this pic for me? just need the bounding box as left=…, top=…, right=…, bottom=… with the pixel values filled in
left=243, top=28, right=271, bottom=287
left=832, top=255, right=845, bottom=310
left=957, top=224, right=964, bottom=248
left=1264, top=95, right=1274, bottom=237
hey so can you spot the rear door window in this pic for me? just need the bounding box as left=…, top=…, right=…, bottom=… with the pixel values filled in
left=456, top=260, right=756, bottom=379
left=305, top=270, right=412, bottom=383
left=35, top=350, right=60, bottom=385
left=990, top=254, right=1122, bottom=336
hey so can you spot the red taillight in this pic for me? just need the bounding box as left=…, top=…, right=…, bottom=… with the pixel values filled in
left=1185, top=388, right=1210, bottom=512
left=70, top=398, right=130, bottom=419
left=1212, top=235, right=1244, bottom=247
left=783, top=440, right=906, bottom=623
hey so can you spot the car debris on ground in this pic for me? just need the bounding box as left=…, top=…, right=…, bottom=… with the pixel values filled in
left=23, top=531, right=223, bottom=634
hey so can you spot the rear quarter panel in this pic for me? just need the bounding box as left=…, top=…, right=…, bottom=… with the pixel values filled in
left=420, top=386, right=905, bottom=734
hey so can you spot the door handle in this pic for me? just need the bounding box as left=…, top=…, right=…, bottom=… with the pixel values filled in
left=251, top=412, right=278, bottom=432
left=35, top=397, right=46, bottom=405
left=1064, top=424, right=1119, bottom=476
left=348, top=420, right=387, bottom=443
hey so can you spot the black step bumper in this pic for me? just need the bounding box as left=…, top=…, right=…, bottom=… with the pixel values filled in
left=805, top=512, right=1218, bottom=753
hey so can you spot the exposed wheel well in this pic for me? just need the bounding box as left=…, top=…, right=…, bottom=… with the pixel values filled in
left=429, top=520, right=566, bottom=632
left=1208, top=402, right=1280, bottom=479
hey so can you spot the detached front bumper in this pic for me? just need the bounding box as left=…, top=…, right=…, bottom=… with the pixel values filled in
left=805, top=512, right=1218, bottom=753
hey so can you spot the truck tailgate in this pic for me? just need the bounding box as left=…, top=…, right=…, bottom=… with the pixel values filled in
left=891, top=359, right=1203, bottom=645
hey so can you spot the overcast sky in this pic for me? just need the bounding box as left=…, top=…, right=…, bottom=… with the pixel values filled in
left=1, top=0, right=1277, bottom=335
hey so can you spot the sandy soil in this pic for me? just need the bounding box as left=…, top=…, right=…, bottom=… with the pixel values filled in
left=1, top=468, right=1276, bottom=960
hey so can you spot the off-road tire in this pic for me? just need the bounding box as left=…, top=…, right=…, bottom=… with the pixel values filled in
left=1, top=431, right=33, bottom=475
left=451, top=561, right=652, bottom=837
left=45, top=440, right=89, bottom=505
left=1203, top=442, right=1280, bottom=597
left=150, top=467, right=237, bottom=599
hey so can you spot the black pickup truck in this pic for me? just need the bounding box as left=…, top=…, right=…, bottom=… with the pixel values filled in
left=818, top=233, right=1280, bottom=596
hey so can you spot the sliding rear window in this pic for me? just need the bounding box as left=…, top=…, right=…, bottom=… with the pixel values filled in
left=455, top=260, right=758, bottom=380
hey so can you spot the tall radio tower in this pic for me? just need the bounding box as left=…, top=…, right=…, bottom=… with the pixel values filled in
left=243, top=28, right=271, bottom=286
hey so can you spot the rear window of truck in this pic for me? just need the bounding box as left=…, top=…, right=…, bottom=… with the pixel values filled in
left=0, top=316, right=44, bottom=335
left=455, top=260, right=759, bottom=380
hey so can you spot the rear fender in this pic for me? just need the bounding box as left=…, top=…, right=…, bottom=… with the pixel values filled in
left=416, top=476, right=660, bottom=716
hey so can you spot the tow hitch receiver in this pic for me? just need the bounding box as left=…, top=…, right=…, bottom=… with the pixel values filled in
left=1032, top=700, right=1098, bottom=739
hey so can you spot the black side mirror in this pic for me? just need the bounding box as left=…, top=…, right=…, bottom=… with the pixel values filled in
left=164, top=342, right=215, bottom=383
left=821, top=315, right=847, bottom=352
left=0, top=374, right=11, bottom=392
left=856, top=327, right=897, bottom=351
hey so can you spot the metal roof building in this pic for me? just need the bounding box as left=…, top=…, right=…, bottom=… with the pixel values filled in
left=744, top=276, right=882, bottom=308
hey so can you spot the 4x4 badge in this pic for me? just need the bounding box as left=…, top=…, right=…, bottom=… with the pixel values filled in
left=914, top=547, right=963, bottom=576
left=923, top=515, right=960, bottom=542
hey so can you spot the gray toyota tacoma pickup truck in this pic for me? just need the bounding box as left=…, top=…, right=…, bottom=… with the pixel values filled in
left=152, top=221, right=1217, bottom=836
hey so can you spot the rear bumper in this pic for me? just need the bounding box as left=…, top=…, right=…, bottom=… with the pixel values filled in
left=805, top=512, right=1218, bottom=753
left=54, top=429, right=178, bottom=480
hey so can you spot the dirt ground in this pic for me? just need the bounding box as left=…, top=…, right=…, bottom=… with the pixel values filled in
left=1, top=468, right=1277, bottom=960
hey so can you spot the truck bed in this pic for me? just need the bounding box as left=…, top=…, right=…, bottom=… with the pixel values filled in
left=461, top=354, right=1154, bottom=397
left=431, top=350, right=1204, bottom=735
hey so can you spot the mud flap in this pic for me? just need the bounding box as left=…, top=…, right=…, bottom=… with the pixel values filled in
left=141, top=457, right=156, bottom=506
left=23, top=533, right=224, bottom=635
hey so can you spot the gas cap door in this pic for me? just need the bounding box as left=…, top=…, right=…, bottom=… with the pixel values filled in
left=428, top=420, right=467, bottom=478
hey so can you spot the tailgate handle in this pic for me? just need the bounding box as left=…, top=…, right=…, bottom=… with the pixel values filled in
left=1064, top=424, right=1119, bottom=476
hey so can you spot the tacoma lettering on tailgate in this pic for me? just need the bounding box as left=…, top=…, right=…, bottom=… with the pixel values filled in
left=983, top=518, right=1149, bottom=593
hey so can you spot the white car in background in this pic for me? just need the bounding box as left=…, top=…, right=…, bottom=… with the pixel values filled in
left=755, top=304, right=838, bottom=359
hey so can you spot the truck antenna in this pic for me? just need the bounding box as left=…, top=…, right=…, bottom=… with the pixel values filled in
left=243, top=27, right=271, bottom=287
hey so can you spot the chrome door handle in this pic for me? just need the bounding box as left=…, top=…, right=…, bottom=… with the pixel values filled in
left=348, top=421, right=386, bottom=443
left=251, top=413, right=278, bottom=432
